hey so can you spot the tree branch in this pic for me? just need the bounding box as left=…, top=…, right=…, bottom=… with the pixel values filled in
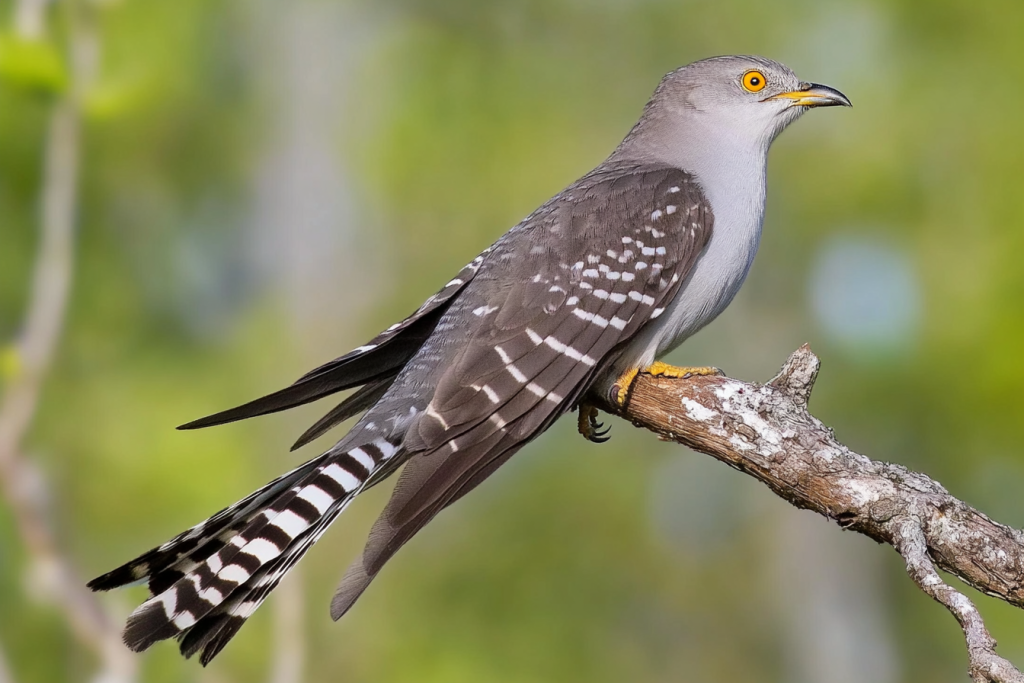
left=595, top=344, right=1024, bottom=683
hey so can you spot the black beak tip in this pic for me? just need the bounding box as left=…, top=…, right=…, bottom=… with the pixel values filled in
left=809, top=82, right=852, bottom=108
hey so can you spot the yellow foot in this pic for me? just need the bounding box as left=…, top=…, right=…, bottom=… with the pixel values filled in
left=611, top=363, right=725, bottom=405
left=646, top=361, right=725, bottom=380
left=578, top=402, right=611, bottom=443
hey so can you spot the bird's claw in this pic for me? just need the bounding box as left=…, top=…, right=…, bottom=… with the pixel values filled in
left=578, top=403, right=611, bottom=443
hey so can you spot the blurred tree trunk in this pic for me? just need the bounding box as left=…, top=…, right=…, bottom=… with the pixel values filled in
left=770, top=506, right=899, bottom=683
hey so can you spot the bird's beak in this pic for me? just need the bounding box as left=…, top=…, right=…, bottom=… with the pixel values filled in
left=766, top=82, right=852, bottom=108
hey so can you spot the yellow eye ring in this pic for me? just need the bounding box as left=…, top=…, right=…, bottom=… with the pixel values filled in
left=742, top=70, right=767, bottom=93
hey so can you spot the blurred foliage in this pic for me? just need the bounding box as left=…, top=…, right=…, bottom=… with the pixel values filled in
left=0, top=32, right=66, bottom=94
left=3, top=0, right=1024, bottom=681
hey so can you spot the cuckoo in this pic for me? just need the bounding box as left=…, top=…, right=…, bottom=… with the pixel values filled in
left=89, top=55, right=850, bottom=663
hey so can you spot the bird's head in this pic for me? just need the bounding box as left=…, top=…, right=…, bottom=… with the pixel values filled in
left=620, top=55, right=850, bottom=165
left=671, top=55, right=849, bottom=138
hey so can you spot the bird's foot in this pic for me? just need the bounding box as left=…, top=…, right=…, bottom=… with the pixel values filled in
left=578, top=402, right=611, bottom=443
left=645, top=361, right=725, bottom=380
left=610, top=362, right=725, bottom=406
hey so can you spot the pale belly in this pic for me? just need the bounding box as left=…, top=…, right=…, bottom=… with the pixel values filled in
left=600, top=200, right=764, bottom=385
left=593, top=140, right=770, bottom=392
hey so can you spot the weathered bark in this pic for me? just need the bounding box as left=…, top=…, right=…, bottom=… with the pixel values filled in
left=595, top=345, right=1024, bottom=683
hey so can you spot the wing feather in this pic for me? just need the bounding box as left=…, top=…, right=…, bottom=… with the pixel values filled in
left=333, top=166, right=714, bottom=616
left=177, top=255, right=487, bottom=431
left=289, top=376, right=395, bottom=451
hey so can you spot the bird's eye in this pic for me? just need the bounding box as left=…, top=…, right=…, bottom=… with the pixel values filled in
left=741, top=70, right=767, bottom=93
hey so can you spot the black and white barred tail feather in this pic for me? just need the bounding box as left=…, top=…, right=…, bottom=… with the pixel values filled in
left=108, top=438, right=400, bottom=659
left=87, top=458, right=322, bottom=594
left=180, top=501, right=345, bottom=663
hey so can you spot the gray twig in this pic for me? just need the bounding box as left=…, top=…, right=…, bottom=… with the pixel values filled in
left=0, top=1, right=135, bottom=681
left=598, top=344, right=1024, bottom=682
left=894, top=519, right=1024, bottom=682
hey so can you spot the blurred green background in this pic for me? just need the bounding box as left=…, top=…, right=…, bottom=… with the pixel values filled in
left=3, top=0, right=1024, bottom=681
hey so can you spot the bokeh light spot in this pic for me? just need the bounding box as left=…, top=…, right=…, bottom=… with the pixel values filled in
left=808, top=233, right=922, bottom=355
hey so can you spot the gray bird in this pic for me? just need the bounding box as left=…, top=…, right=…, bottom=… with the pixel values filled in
left=89, top=55, right=850, bottom=664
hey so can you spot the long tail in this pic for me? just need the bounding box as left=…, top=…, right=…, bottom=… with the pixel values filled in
left=89, top=437, right=401, bottom=664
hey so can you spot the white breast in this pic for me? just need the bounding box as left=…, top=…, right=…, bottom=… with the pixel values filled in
left=615, top=142, right=769, bottom=372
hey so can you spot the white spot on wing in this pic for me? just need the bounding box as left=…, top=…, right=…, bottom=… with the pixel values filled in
left=526, top=382, right=547, bottom=397
left=572, top=309, right=594, bottom=322
left=542, top=336, right=596, bottom=366
left=425, top=403, right=450, bottom=429
left=476, top=384, right=500, bottom=403
left=506, top=363, right=528, bottom=383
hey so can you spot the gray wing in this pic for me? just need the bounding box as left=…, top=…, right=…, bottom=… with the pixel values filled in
left=331, top=163, right=713, bottom=618
left=177, top=254, right=487, bottom=433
